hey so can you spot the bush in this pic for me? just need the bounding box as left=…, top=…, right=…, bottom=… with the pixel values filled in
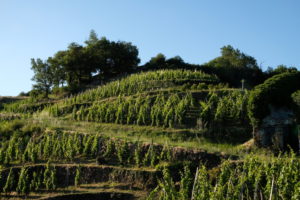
left=18, top=91, right=29, bottom=97
left=292, top=90, right=300, bottom=109
left=291, top=90, right=300, bottom=121
left=51, top=86, right=70, bottom=97
left=248, top=72, right=300, bottom=127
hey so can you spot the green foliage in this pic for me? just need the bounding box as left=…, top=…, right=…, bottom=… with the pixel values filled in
left=265, top=65, right=298, bottom=78
left=160, top=144, right=172, bottom=162
left=117, top=141, right=130, bottom=165
left=1, top=130, right=177, bottom=167
left=31, top=58, right=54, bottom=98
left=292, top=90, right=300, bottom=121
left=248, top=72, right=300, bottom=127
left=3, top=168, right=16, bottom=193
left=16, top=167, right=30, bottom=195
left=192, top=166, right=210, bottom=200
left=43, top=162, right=57, bottom=190
left=199, top=90, right=250, bottom=141
left=30, top=171, right=41, bottom=192
left=179, top=165, right=192, bottom=199
left=83, top=135, right=93, bottom=157
left=1, top=165, right=59, bottom=195
left=103, top=139, right=115, bottom=159
left=65, top=136, right=76, bottom=161
left=134, top=142, right=142, bottom=167
left=35, top=31, right=140, bottom=90
left=149, top=153, right=300, bottom=200
left=51, top=69, right=218, bottom=112
left=91, top=134, right=100, bottom=157
left=0, top=121, right=44, bottom=165
left=157, top=168, right=178, bottom=200
left=2, top=97, right=53, bottom=114
left=204, top=45, right=264, bottom=87
left=292, top=90, right=300, bottom=107
left=0, top=168, right=3, bottom=192
left=75, top=166, right=81, bottom=187
left=68, top=92, right=194, bottom=128
left=143, top=144, right=153, bottom=166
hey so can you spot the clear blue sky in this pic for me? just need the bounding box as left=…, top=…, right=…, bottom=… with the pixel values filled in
left=1, top=0, right=300, bottom=96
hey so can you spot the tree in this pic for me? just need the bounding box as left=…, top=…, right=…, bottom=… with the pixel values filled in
left=143, top=54, right=191, bottom=71
left=85, top=35, right=140, bottom=79
left=166, top=56, right=185, bottom=69
left=85, top=29, right=98, bottom=46
left=31, top=58, right=54, bottom=98
left=59, top=43, right=94, bottom=90
left=48, top=30, right=140, bottom=90
left=47, top=56, right=66, bottom=87
left=204, top=45, right=264, bottom=87
left=265, top=65, right=298, bottom=79
left=143, top=53, right=167, bottom=70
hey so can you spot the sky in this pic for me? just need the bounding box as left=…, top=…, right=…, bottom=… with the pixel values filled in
left=1, top=0, right=300, bottom=96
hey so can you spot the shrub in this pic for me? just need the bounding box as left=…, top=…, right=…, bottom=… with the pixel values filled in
left=248, top=72, right=300, bottom=127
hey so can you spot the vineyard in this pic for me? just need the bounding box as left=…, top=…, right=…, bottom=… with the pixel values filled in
left=61, top=69, right=220, bottom=104
left=1, top=120, right=298, bottom=200
left=0, top=69, right=299, bottom=199
left=148, top=154, right=300, bottom=200
left=0, top=128, right=176, bottom=166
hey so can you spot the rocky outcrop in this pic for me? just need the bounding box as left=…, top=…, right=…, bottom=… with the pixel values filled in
left=254, top=107, right=299, bottom=151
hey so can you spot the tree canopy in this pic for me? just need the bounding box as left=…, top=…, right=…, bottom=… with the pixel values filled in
left=31, top=30, right=140, bottom=93
left=203, top=45, right=264, bottom=87
left=142, top=53, right=195, bottom=71
left=31, top=58, right=54, bottom=98
left=30, top=32, right=298, bottom=98
left=265, top=64, right=298, bottom=78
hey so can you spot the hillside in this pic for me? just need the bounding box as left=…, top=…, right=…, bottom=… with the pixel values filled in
left=0, top=69, right=299, bottom=199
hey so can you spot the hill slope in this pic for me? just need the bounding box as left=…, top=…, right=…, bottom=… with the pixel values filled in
left=0, top=69, right=299, bottom=199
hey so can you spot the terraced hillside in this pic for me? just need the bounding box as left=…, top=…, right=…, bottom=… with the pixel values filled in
left=0, top=70, right=299, bottom=199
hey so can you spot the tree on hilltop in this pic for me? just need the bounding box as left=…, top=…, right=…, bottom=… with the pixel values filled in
left=34, top=30, right=140, bottom=92
left=31, top=58, right=54, bottom=98
left=204, top=45, right=264, bottom=87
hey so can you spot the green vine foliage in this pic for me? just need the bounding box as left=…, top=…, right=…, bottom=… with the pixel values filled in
left=67, top=92, right=194, bottom=128
left=75, top=166, right=81, bottom=187
left=199, top=90, right=250, bottom=140
left=47, top=69, right=218, bottom=118
left=3, top=168, right=16, bottom=194
left=148, top=153, right=300, bottom=200
left=2, top=164, right=59, bottom=195
left=16, top=167, right=30, bottom=195
left=0, top=129, right=180, bottom=168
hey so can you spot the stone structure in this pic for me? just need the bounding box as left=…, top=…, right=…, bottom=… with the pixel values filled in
left=254, top=107, right=299, bottom=152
